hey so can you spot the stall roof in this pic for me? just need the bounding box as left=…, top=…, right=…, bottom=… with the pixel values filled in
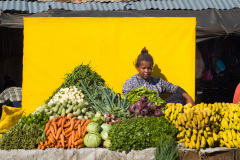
left=1, top=8, right=240, bottom=43
left=0, top=0, right=240, bottom=13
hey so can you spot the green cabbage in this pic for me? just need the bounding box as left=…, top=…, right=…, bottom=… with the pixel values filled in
left=100, top=130, right=108, bottom=140
left=91, top=117, right=103, bottom=125
left=87, top=122, right=101, bottom=133
left=103, top=140, right=112, bottom=148
left=101, top=123, right=112, bottom=132
left=84, top=133, right=101, bottom=147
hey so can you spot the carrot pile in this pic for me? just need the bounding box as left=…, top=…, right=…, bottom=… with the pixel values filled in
left=38, top=113, right=91, bottom=150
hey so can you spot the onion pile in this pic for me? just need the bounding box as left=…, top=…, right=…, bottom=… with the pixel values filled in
left=127, top=95, right=162, bottom=117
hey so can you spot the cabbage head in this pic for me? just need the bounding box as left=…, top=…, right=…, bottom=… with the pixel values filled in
left=84, top=133, right=101, bottom=148
left=87, top=122, right=101, bottom=133
left=103, top=140, right=112, bottom=148
left=91, top=117, right=103, bottom=125
left=100, top=130, right=108, bottom=140
left=101, top=123, right=112, bottom=132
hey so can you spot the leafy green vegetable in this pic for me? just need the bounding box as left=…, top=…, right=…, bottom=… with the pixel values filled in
left=125, top=86, right=165, bottom=106
left=45, top=63, right=106, bottom=104
left=108, top=116, right=178, bottom=154
left=155, top=136, right=178, bottom=160
left=0, top=123, right=45, bottom=150
left=19, top=111, right=49, bottom=130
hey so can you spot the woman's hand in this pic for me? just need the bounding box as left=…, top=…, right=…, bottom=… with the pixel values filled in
left=182, top=93, right=195, bottom=106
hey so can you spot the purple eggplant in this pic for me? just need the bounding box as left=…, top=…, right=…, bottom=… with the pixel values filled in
left=141, top=95, right=148, bottom=102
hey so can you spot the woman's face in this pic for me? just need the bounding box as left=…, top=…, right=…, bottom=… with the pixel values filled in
left=136, top=61, right=152, bottom=80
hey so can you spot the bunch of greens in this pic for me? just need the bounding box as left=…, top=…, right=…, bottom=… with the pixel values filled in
left=0, top=123, right=45, bottom=150
left=108, top=116, right=178, bottom=153
left=19, top=111, right=49, bottom=130
left=124, top=86, right=166, bottom=108
left=80, top=80, right=131, bottom=120
left=45, top=63, right=105, bottom=104
left=155, top=136, right=178, bottom=160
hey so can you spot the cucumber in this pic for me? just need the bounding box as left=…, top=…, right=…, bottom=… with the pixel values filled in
left=73, top=105, right=79, bottom=112
left=54, top=105, right=60, bottom=113
left=62, top=108, right=66, bottom=115
left=66, top=105, right=74, bottom=114
left=75, top=109, right=81, bottom=116
left=58, top=106, right=63, bottom=115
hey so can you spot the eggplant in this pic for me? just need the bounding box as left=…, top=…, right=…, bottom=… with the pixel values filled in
left=129, top=104, right=139, bottom=113
left=141, top=95, right=148, bottom=102
left=154, top=110, right=162, bottom=117
left=141, top=108, right=149, bottom=116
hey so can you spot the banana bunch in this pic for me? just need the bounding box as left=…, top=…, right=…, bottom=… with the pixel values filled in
left=219, top=103, right=240, bottom=148
left=220, top=103, right=240, bottom=131
left=219, top=129, right=240, bottom=148
left=165, top=103, right=193, bottom=124
left=175, top=104, right=221, bottom=150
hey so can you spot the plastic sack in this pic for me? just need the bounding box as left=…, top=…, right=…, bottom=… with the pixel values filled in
left=0, top=105, right=24, bottom=133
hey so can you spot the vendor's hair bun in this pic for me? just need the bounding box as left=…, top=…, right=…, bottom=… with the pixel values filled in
left=135, top=47, right=154, bottom=68
left=141, top=47, right=148, bottom=54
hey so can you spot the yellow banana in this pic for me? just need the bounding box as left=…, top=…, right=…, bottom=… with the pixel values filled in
left=204, top=131, right=208, bottom=139
left=200, top=136, right=206, bottom=148
left=213, top=132, right=219, bottom=141
left=196, top=140, right=200, bottom=150
left=191, top=134, right=197, bottom=142
left=232, top=129, right=237, bottom=140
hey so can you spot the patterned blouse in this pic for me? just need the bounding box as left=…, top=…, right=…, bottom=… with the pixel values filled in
left=122, top=74, right=185, bottom=96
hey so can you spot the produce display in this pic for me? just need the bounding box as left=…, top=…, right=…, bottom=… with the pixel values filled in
left=1, top=62, right=239, bottom=160
left=165, top=102, right=240, bottom=150
left=108, top=116, right=178, bottom=153
left=38, top=113, right=90, bottom=149
left=128, top=95, right=163, bottom=117
left=0, top=123, right=45, bottom=150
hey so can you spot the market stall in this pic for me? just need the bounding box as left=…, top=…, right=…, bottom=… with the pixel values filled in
left=0, top=17, right=240, bottom=160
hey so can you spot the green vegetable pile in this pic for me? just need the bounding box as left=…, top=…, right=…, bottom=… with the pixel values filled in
left=125, top=86, right=166, bottom=111
left=0, top=123, right=45, bottom=150
left=108, top=116, right=178, bottom=153
left=155, top=137, right=178, bottom=160
left=19, top=111, right=49, bottom=130
left=45, top=63, right=106, bottom=104
left=80, top=80, right=131, bottom=120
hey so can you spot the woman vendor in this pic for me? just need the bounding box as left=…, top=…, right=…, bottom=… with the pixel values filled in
left=122, top=47, right=195, bottom=106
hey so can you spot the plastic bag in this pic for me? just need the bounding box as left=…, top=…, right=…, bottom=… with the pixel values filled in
left=0, top=105, right=24, bottom=133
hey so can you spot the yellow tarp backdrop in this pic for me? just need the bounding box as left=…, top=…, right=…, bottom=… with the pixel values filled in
left=23, top=17, right=196, bottom=115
